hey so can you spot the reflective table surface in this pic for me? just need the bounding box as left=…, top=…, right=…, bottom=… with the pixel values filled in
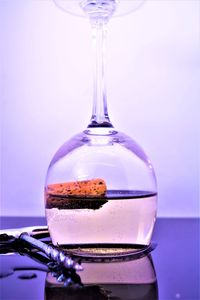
left=0, top=217, right=199, bottom=300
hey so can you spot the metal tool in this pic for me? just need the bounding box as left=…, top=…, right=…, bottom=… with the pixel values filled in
left=0, top=226, right=83, bottom=286
left=0, top=226, right=49, bottom=239
left=19, top=232, right=83, bottom=271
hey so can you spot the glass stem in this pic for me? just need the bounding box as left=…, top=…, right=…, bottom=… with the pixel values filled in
left=88, top=18, right=113, bottom=128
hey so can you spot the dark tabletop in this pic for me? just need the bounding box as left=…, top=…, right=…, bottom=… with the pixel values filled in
left=0, top=217, right=199, bottom=300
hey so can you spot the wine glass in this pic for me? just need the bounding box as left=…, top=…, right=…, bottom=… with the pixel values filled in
left=45, top=0, right=157, bottom=258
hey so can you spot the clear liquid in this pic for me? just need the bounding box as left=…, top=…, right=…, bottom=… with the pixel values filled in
left=45, top=190, right=157, bottom=256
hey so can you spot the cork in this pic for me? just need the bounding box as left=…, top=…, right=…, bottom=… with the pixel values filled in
left=46, top=178, right=107, bottom=197
left=45, top=179, right=107, bottom=210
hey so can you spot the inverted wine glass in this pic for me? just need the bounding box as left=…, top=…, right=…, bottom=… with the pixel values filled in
left=45, top=0, right=157, bottom=258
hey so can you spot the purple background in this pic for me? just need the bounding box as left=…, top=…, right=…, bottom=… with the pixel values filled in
left=0, top=0, right=199, bottom=217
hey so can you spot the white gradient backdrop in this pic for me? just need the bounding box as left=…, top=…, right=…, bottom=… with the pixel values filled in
left=0, top=0, right=199, bottom=217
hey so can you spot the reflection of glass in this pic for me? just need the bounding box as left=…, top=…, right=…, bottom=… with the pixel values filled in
left=45, top=0, right=157, bottom=257
left=45, top=254, right=158, bottom=300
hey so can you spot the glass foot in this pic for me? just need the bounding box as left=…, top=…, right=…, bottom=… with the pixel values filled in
left=60, top=243, right=156, bottom=262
